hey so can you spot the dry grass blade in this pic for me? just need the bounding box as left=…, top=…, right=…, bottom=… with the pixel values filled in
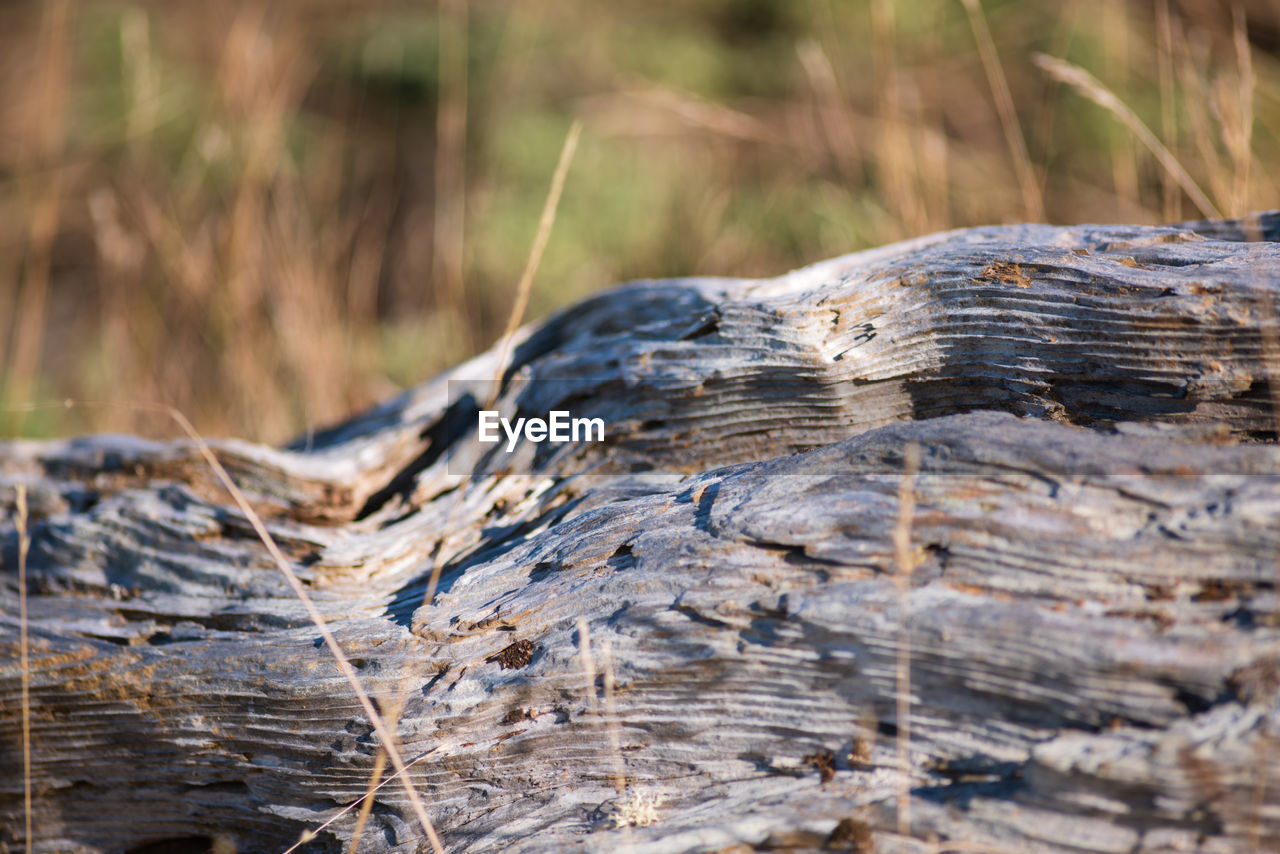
left=419, top=119, right=583, bottom=610
left=159, top=406, right=446, bottom=854
left=1154, top=0, right=1180, bottom=221
left=892, top=442, right=921, bottom=839
left=350, top=686, right=411, bottom=853
left=280, top=748, right=438, bottom=854
left=1034, top=53, right=1221, bottom=219
left=4, top=399, right=446, bottom=852
left=870, top=0, right=924, bottom=237
left=960, top=0, right=1044, bottom=222
left=434, top=0, right=469, bottom=314
left=486, top=119, right=583, bottom=407
left=576, top=618, right=599, bottom=719
left=1229, top=5, right=1254, bottom=217
left=630, top=86, right=779, bottom=144
left=7, top=0, right=72, bottom=437
left=349, top=748, right=387, bottom=853
left=15, top=484, right=33, bottom=854
left=578, top=621, right=628, bottom=800
left=601, top=638, right=627, bottom=796
left=797, top=39, right=860, bottom=179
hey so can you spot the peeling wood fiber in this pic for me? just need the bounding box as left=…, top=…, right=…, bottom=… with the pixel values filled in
left=3, top=214, right=1280, bottom=853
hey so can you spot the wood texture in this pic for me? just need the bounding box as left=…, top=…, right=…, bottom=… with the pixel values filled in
left=3, top=214, right=1280, bottom=853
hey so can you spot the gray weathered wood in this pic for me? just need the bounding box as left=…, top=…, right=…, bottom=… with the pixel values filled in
left=3, top=214, right=1280, bottom=853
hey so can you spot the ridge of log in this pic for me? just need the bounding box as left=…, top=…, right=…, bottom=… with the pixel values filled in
left=2, top=214, right=1280, bottom=853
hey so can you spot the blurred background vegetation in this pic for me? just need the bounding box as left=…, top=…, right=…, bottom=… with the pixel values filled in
left=0, top=0, right=1275, bottom=442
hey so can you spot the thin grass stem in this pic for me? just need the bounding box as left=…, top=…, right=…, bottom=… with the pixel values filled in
left=892, top=442, right=920, bottom=839
left=960, top=0, right=1045, bottom=221
left=1034, top=53, right=1221, bottom=219
left=486, top=119, right=582, bottom=406
left=16, top=485, right=33, bottom=854
left=4, top=399, right=445, bottom=853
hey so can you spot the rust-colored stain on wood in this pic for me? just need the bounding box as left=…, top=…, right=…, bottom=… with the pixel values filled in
left=979, top=260, right=1033, bottom=288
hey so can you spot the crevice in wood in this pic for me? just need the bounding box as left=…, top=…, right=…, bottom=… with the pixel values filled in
left=4, top=217, right=1280, bottom=852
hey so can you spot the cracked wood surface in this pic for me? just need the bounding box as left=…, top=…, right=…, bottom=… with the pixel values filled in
left=3, top=215, right=1280, bottom=853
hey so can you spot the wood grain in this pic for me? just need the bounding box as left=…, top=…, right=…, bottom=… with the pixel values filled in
left=3, top=214, right=1280, bottom=853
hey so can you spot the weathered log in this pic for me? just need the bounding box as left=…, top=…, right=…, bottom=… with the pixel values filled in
left=3, top=215, right=1280, bottom=853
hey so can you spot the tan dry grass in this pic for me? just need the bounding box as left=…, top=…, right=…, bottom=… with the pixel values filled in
left=960, top=0, right=1044, bottom=222
left=4, top=2, right=1278, bottom=442
left=172, top=417, right=447, bottom=852
left=15, top=483, right=32, bottom=854
left=6, top=399, right=447, bottom=852
left=1035, top=53, right=1221, bottom=219
left=348, top=686, right=414, bottom=854
left=601, top=637, right=627, bottom=796
left=434, top=0, right=470, bottom=319
left=421, top=118, right=582, bottom=612
left=1228, top=6, right=1256, bottom=217
left=280, top=748, right=440, bottom=854
left=1154, top=0, right=1181, bottom=221
left=171, top=403, right=444, bottom=853
left=6, top=3, right=1280, bottom=850
left=576, top=620, right=630, bottom=805
left=6, top=1, right=71, bottom=438
left=486, top=119, right=583, bottom=404
left=892, top=442, right=921, bottom=838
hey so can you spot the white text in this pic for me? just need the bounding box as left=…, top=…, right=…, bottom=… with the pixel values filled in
left=477, top=410, right=605, bottom=452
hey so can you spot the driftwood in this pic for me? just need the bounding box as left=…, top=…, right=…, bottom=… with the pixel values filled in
left=3, top=214, right=1280, bottom=853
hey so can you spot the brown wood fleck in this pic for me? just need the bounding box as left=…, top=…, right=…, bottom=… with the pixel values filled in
left=979, top=260, right=1032, bottom=287
left=804, top=749, right=837, bottom=784
left=487, top=638, right=535, bottom=670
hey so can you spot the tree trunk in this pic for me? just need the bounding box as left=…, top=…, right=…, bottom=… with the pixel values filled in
left=3, top=214, right=1280, bottom=853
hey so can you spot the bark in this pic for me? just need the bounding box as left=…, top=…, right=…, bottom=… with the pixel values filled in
left=3, top=214, right=1280, bottom=854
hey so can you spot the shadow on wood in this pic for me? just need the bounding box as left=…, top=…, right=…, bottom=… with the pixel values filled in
left=3, top=214, right=1280, bottom=852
